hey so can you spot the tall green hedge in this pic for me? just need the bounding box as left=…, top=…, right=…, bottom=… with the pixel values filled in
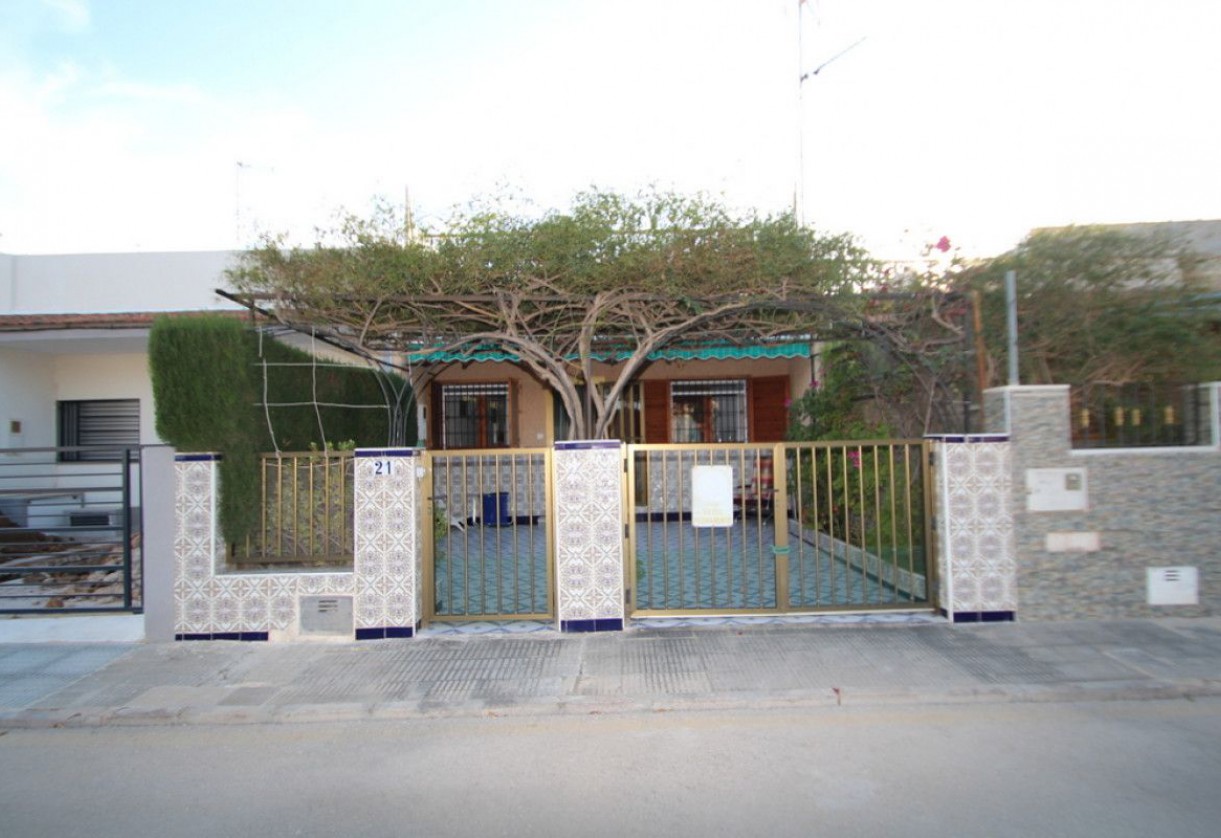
left=149, top=315, right=414, bottom=543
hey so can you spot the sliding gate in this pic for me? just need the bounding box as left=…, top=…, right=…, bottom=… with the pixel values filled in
left=626, top=442, right=933, bottom=616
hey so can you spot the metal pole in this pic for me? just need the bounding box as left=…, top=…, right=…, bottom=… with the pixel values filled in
left=1005, top=270, right=1019, bottom=386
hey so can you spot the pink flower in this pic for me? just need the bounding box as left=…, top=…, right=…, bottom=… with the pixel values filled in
left=934, top=235, right=951, bottom=253
left=847, top=450, right=861, bottom=469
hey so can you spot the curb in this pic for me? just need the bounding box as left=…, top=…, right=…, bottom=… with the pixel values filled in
left=3, top=679, right=1220, bottom=729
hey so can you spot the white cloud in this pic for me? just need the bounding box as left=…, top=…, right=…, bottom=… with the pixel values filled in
left=40, top=0, right=89, bottom=32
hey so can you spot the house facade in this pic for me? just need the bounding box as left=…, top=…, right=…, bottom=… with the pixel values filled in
left=0, top=250, right=242, bottom=452
left=420, top=349, right=814, bottom=450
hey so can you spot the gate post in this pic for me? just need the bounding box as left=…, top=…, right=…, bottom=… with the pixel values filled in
left=929, top=434, right=1017, bottom=622
left=553, top=440, right=625, bottom=632
left=352, top=448, right=421, bottom=638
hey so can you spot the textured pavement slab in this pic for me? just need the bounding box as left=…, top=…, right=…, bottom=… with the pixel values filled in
left=1, top=617, right=1220, bottom=727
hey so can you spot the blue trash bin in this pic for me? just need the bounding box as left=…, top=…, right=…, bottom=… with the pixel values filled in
left=482, top=492, right=511, bottom=526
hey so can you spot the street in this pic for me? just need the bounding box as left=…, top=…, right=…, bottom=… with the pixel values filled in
left=2, top=698, right=1219, bottom=837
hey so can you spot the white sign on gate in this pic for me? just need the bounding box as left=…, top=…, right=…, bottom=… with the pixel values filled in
left=691, top=465, right=733, bottom=528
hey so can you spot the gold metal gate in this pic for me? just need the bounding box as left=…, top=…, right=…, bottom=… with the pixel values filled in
left=421, top=448, right=554, bottom=623
left=626, top=441, right=933, bottom=616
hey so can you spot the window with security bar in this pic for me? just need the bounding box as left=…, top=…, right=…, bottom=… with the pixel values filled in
left=670, top=380, right=747, bottom=443
left=440, top=383, right=509, bottom=449
left=57, top=399, right=140, bottom=461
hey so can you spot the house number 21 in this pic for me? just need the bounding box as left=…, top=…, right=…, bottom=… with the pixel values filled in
left=372, top=459, right=394, bottom=476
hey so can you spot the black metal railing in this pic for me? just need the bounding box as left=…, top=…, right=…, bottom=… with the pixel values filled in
left=0, top=446, right=142, bottom=614
left=1071, top=383, right=1208, bottom=449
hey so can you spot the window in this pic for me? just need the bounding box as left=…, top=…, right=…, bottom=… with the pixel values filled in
left=438, top=383, right=509, bottom=449
left=671, top=380, right=747, bottom=443
left=58, top=399, right=140, bottom=461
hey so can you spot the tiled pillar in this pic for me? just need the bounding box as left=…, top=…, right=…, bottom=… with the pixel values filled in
left=553, top=440, right=625, bottom=632
left=931, top=436, right=1018, bottom=622
left=353, top=448, right=420, bottom=639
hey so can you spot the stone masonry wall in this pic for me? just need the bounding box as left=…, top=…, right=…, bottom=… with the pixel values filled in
left=985, top=384, right=1221, bottom=620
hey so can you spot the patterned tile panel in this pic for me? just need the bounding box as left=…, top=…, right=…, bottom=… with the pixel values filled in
left=173, top=450, right=420, bottom=639
left=554, top=442, right=624, bottom=622
left=933, top=439, right=1018, bottom=616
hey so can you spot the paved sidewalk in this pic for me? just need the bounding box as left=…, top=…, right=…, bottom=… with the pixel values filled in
left=2, top=617, right=1220, bottom=728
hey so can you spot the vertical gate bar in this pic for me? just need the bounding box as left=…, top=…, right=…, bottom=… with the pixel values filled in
left=527, top=453, right=536, bottom=613
left=857, top=444, right=867, bottom=604
left=479, top=455, right=488, bottom=614
left=772, top=444, right=789, bottom=612
left=747, top=449, right=757, bottom=608
left=307, top=451, right=316, bottom=559
left=654, top=451, right=664, bottom=610
left=495, top=452, right=504, bottom=613
left=460, top=455, right=469, bottom=616
left=344, top=454, right=352, bottom=557
left=121, top=447, right=133, bottom=610
left=736, top=447, right=747, bottom=608
left=510, top=453, right=519, bottom=614
left=909, top=443, right=919, bottom=600
left=291, top=455, right=300, bottom=558
left=918, top=442, right=927, bottom=608
left=624, top=446, right=634, bottom=615
left=871, top=444, right=882, bottom=604
left=545, top=448, right=555, bottom=617
left=662, top=450, right=672, bottom=607
left=893, top=447, right=903, bottom=603
left=276, top=457, right=284, bottom=558
left=420, top=452, right=435, bottom=624
left=792, top=447, right=806, bottom=605
left=453, top=456, right=463, bottom=616
left=326, top=454, right=334, bottom=558
left=825, top=446, right=836, bottom=604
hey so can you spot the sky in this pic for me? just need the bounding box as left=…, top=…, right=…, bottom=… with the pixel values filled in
left=1, top=0, right=1219, bottom=261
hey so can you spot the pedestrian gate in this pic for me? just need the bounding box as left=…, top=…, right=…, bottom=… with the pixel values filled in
left=422, top=448, right=554, bottom=622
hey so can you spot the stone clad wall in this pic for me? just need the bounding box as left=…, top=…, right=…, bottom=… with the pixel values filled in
left=986, top=384, right=1221, bottom=620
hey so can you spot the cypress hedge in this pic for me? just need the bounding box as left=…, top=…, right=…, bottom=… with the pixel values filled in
left=149, top=315, right=414, bottom=543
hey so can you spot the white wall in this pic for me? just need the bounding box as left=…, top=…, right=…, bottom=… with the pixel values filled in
left=54, top=352, right=159, bottom=444
left=0, top=347, right=57, bottom=448
left=1, top=250, right=241, bottom=314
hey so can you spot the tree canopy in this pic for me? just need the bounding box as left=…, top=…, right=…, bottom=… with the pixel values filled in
left=227, top=189, right=878, bottom=439
left=966, top=225, right=1219, bottom=386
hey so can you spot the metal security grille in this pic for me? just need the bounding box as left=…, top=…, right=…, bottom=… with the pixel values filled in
left=58, top=400, right=140, bottom=462
left=423, top=448, right=553, bottom=621
left=626, top=441, right=933, bottom=615
left=671, top=379, right=747, bottom=443
left=441, top=383, right=509, bottom=449
left=232, top=452, right=354, bottom=567
left=0, top=445, right=142, bottom=613
left=1071, top=383, right=1207, bottom=448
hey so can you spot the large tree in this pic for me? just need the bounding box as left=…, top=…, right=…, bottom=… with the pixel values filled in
left=226, top=190, right=875, bottom=440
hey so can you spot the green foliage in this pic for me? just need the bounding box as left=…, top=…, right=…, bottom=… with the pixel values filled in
left=787, top=344, right=894, bottom=443
left=149, top=315, right=414, bottom=543
left=966, top=226, right=1220, bottom=385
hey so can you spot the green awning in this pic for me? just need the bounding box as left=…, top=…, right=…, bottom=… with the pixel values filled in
left=407, top=342, right=811, bottom=364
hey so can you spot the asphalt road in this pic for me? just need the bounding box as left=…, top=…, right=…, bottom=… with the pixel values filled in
left=2, top=697, right=1219, bottom=837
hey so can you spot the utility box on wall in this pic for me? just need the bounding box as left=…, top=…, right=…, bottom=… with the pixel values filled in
left=1147, top=567, right=1199, bottom=606
left=300, top=595, right=354, bottom=635
left=1026, top=468, right=1088, bottom=512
